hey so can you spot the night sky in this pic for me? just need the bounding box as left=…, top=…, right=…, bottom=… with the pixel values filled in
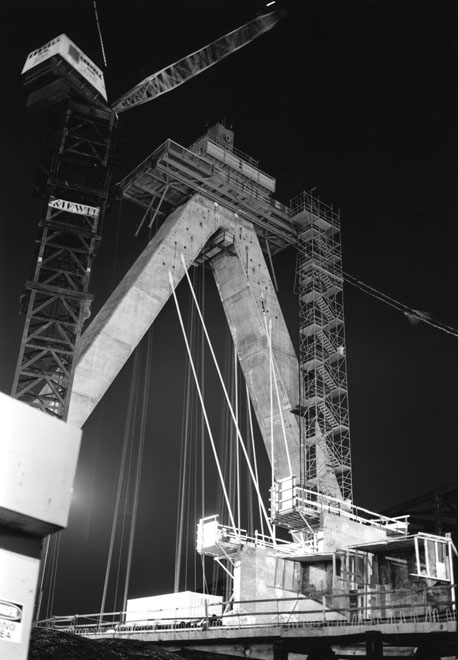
left=0, top=0, right=457, bottom=617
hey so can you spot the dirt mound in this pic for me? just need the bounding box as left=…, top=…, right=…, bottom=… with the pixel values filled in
left=29, top=628, right=185, bottom=659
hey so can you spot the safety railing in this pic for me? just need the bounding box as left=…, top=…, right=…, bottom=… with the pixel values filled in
left=189, top=136, right=260, bottom=170
left=35, top=583, right=456, bottom=637
left=291, top=191, right=340, bottom=230
left=272, top=480, right=409, bottom=535
left=197, top=514, right=295, bottom=553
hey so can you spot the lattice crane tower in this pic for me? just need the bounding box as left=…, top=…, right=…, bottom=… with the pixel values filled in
left=11, top=36, right=117, bottom=420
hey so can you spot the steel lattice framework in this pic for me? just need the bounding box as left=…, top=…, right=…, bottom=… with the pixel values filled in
left=112, top=11, right=280, bottom=113
left=11, top=102, right=117, bottom=418
left=291, top=192, right=352, bottom=501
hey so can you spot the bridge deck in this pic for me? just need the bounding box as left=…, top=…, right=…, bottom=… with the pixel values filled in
left=84, top=619, right=456, bottom=643
left=71, top=620, right=457, bottom=660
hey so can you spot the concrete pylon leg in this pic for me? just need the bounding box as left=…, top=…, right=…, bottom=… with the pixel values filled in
left=67, top=194, right=225, bottom=428
left=211, top=222, right=300, bottom=480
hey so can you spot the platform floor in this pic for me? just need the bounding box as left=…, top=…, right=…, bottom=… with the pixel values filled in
left=76, top=619, right=457, bottom=660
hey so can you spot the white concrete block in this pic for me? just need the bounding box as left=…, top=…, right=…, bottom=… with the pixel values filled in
left=0, top=393, right=81, bottom=535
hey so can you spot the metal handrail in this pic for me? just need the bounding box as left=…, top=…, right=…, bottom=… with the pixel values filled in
left=285, top=483, right=410, bottom=533
left=291, top=191, right=340, bottom=229
left=35, top=583, right=456, bottom=635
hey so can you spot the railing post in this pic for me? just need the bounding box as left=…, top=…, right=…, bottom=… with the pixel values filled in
left=322, top=595, right=326, bottom=622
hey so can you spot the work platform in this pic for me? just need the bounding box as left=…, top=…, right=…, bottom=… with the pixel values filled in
left=120, top=133, right=295, bottom=253
left=37, top=606, right=457, bottom=659
left=271, top=478, right=409, bottom=537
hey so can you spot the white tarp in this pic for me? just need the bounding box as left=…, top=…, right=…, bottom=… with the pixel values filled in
left=126, top=591, right=223, bottom=624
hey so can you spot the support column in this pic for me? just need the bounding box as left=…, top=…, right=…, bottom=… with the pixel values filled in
left=273, top=641, right=288, bottom=660
left=365, top=631, right=383, bottom=658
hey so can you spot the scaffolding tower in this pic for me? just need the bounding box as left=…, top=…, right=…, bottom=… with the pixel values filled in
left=291, top=192, right=352, bottom=502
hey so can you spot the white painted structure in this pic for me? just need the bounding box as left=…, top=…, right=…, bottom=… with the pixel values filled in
left=0, top=393, right=81, bottom=659
left=22, top=34, right=107, bottom=101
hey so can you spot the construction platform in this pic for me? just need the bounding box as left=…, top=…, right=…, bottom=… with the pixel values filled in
left=271, top=478, right=409, bottom=536
left=120, top=131, right=295, bottom=254
left=37, top=610, right=457, bottom=660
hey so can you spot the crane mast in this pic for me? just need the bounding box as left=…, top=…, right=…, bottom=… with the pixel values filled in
left=12, top=57, right=116, bottom=419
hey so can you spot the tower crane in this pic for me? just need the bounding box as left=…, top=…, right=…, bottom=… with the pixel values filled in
left=12, top=10, right=282, bottom=421
left=8, top=11, right=457, bottom=653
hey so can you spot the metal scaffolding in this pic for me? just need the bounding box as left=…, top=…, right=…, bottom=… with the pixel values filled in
left=291, top=191, right=352, bottom=502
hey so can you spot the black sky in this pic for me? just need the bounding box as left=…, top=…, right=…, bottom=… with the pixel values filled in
left=0, top=0, right=457, bottom=616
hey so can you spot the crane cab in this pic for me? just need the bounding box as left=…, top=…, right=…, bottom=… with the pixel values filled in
left=21, top=34, right=108, bottom=113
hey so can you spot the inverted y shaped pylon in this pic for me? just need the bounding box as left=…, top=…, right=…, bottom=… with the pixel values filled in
left=68, top=193, right=340, bottom=492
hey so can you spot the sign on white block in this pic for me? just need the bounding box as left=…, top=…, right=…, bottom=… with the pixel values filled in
left=0, top=599, right=23, bottom=644
left=21, top=34, right=107, bottom=100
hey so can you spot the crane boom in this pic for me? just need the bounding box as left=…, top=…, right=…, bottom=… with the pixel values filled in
left=112, top=11, right=281, bottom=113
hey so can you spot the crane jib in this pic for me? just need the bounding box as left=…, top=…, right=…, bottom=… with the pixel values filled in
left=111, top=11, right=281, bottom=113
